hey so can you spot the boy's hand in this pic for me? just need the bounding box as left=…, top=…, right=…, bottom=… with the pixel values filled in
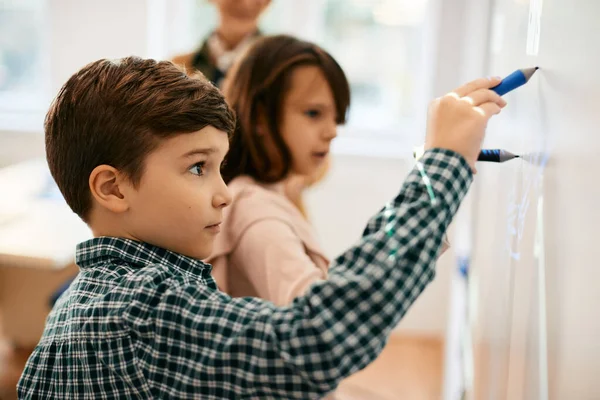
left=425, top=77, right=507, bottom=171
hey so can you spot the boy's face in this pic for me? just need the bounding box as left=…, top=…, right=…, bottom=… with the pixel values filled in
left=212, top=0, right=271, bottom=22
left=123, top=126, right=231, bottom=260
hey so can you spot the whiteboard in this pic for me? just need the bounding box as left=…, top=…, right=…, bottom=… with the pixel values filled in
left=469, top=0, right=600, bottom=398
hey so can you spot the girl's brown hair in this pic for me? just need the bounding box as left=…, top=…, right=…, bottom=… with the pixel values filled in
left=221, top=34, right=350, bottom=184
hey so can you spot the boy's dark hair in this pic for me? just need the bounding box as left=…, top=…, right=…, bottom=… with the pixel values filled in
left=221, top=35, right=350, bottom=184
left=45, top=56, right=235, bottom=222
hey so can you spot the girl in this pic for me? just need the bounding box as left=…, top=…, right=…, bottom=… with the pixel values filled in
left=206, top=34, right=344, bottom=305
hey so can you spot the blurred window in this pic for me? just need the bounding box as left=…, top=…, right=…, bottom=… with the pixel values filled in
left=187, top=0, right=430, bottom=156
left=0, top=0, right=48, bottom=131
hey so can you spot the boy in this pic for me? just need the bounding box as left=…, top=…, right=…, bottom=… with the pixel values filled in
left=17, top=57, right=505, bottom=399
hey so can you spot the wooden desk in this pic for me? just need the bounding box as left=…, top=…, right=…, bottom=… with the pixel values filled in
left=0, top=159, right=91, bottom=347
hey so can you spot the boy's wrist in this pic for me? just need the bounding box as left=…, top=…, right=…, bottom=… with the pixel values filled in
left=417, top=149, right=473, bottom=211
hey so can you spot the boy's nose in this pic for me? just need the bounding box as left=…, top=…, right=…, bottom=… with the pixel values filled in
left=214, top=179, right=232, bottom=209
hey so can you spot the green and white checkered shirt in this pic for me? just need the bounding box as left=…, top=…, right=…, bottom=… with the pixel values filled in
left=18, top=149, right=472, bottom=399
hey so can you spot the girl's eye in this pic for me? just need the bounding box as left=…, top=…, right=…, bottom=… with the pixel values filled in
left=189, top=162, right=205, bottom=176
left=304, top=109, right=321, bottom=118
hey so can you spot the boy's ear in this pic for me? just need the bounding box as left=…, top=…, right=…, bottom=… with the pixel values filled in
left=88, top=165, right=131, bottom=214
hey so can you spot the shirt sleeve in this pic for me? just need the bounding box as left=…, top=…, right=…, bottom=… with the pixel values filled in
left=124, top=149, right=473, bottom=399
left=231, top=218, right=326, bottom=306
left=362, top=154, right=457, bottom=258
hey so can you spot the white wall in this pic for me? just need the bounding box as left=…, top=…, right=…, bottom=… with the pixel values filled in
left=48, top=0, right=150, bottom=94
left=1, top=0, right=153, bottom=165
left=0, top=132, right=44, bottom=168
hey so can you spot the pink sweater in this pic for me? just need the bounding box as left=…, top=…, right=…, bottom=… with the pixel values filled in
left=206, top=176, right=330, bottom=306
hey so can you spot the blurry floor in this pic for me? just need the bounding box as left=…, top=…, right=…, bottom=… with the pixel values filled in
left=0, top=331, right=442, bottom=400
left=337, top=334, right=443, bottom=400
left=0, top=339, right=30, bottom=400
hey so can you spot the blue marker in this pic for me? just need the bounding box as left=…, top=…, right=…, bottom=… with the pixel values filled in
left=413, top=146, right=520, bottom=163
left=491, top=67, right=538, bottom=96
left=478, top=149, right=519, bottom=162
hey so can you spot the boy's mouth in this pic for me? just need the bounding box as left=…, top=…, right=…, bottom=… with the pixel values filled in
left=205, top=222, right=222, bottom=234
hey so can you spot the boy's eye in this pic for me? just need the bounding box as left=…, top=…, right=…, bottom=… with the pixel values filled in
left=304, top=109, right=321, bottom=118
left=189, top=162, right=205, bottom=176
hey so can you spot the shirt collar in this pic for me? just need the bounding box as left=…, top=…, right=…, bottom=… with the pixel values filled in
left=76, top=237, right=212, bottom=277
left=207, top=30, right=260, bottom=72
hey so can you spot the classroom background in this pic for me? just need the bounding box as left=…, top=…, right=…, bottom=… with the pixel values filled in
left=0, top=0, right=598, bottom=399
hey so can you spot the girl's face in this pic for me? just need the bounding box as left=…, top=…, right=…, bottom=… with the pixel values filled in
left=277, top=65, right=338, bottom=179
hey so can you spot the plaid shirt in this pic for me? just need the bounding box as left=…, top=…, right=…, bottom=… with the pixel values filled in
left=18, top=149, right=472, bottom=399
